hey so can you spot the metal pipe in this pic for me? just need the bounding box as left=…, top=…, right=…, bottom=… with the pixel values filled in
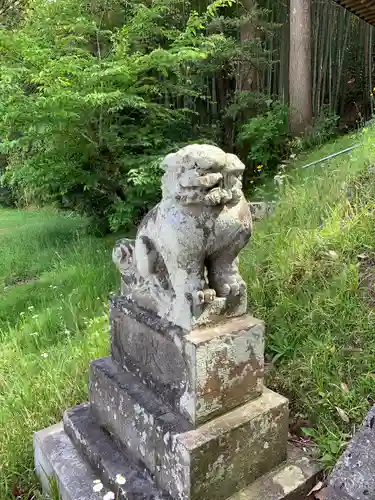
left=300, top=143, right=360, bottom=169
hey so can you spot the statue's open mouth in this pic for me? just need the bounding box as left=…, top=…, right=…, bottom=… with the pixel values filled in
left=210, top=179, right=223, bottom=190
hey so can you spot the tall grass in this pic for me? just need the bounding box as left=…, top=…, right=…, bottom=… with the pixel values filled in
left=0, top=209, right=117, bottom=498
left=242, top=126, right=375, bottom=469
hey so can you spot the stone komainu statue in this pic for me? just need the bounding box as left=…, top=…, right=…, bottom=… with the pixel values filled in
left=113, top=144, right=252, bottom=331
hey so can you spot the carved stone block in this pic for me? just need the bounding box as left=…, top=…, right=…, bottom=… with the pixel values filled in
left=35, top=422, right=321, bottom=500
left=88, top=357, right=288, bottom=500
left=110, top=297, right=264, bottom=426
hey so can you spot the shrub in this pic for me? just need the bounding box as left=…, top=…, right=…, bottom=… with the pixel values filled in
left=0, top=0, right=238, bottom=231
left=236, top=100, right=289, bottom=187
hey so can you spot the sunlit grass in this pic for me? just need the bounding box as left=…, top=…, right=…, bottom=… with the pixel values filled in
left=242, top=125, right=375, bottom=470
left=0, top=209, right=117, bottom=498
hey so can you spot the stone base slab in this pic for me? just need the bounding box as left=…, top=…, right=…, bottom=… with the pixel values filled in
left=110, top=297, right=264, bottom=426
left=34, top=421, right=169, bottom=500
left=35, top=422, right=320, bottom=500
left=86, top=357, right=288, bottom=500
left=229, top=445, right=322, bottom=500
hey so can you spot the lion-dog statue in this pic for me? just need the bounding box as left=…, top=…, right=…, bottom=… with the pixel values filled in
left=113, top=144, right=252, bottom=331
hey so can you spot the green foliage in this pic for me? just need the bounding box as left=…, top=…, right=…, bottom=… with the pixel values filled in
left=237, top=100, right=289, bottom=184
left=0, top=207, right=117, bottom=498
left=0, top=0, right=238, bottom=231
left=290, top=108, right=340, bottom=153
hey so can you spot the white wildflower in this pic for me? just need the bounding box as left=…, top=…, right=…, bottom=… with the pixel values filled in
left=41, top=353, right=49, bottom=358
left=93, top=482, right=104, bottom=493
left=30, top=332, right=39, bottom=336
left=32, top=314, right=39, bottom=319
left=115, top=474, right=126, bottom=485
left=93, top=480, right=102, bottom=485
left=103, top=492, right=115, bottom=500
left=28, top=305, right=34, bottom=310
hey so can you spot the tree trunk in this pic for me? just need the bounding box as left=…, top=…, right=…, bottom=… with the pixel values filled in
left=289, top=0, right=312, bottom=135
left=238, top=0, right=258, bottom=92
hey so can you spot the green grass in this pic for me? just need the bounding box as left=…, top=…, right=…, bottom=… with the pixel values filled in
left=1, top=126, right=375, bottom=497
left=251, top=130, right=360, bottom=202
left=242, top=125, right=375, bottom=469
left=0, top=208, right=118, bottom=499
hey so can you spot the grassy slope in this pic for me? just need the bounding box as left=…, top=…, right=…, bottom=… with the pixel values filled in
left=0, top=209, right=117, bottom=498
left=242, top=126, right=375, bottom=468
left=0, top=128, right=374, bottom=497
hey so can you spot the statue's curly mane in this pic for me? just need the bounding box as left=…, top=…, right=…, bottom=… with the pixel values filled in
left=160, top=144, right=244, bottom=206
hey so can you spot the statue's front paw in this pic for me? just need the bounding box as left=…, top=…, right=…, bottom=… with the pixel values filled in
left=216, top=280, right=246, bottom=298
left=203, top=288, right=216, bottom=303
left=190, top=289, right=216, bottom=312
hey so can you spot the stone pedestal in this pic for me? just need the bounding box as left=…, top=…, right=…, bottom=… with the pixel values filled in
left=34, top=298, right=321, bottom=500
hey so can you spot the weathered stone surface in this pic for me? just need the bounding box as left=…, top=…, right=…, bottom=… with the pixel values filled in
left=229, top=444, right=322, bottom=500
left=110, top=296, right=189, bottom=417
left=184, top=315, right=264, bottom=424
left=36, top=421, right=319, bottom=500
left=89, top=357, right=190, bottom=471
left=35, top=421, right=170, bottom=500
left=322, top=487, right=352, bottom=500
left=112, top=144, right=252, bottom=331
left=111, top=298, right=264, bottom=426
left=34, top=423, right=112, bottom=500
left=89, top=357, right=288, bottom=500
left=327, top=406, right=375, bottom=500
left=64, top=405, right=171, bottom=499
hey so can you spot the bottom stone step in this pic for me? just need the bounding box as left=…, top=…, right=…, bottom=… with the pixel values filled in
left=34, top=421, right=321, bottom=500
left=34, top=417, right=170, bottom=500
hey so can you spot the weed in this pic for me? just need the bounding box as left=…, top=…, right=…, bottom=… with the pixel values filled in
left=0, top=209, right=117, bottom=498
left=242, top=125, right=375, bottom=470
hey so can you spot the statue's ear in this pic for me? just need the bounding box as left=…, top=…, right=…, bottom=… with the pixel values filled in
left=225, top=153, right=246, bottom=175
left=160, top=152, right=179, bottom=172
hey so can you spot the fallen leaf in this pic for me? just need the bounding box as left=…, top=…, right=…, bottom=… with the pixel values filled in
left=307, top=481, right=324, bottom=496
left=336, top=406, right=350, bottom=423
left=341, top=382, right=349, bottom=393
